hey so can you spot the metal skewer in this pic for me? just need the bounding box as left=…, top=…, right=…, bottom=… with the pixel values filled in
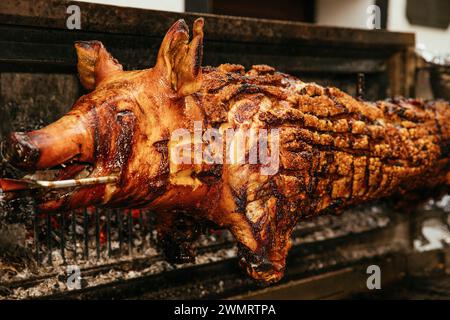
left=0, top=176, right=118, bottom=192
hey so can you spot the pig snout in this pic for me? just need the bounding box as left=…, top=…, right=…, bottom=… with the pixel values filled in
left=4, top=113, right=95, bottom=172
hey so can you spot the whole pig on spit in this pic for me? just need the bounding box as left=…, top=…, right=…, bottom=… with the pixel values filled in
left=1, top=18, right=450, bottom=283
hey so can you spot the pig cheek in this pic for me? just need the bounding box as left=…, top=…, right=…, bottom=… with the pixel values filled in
left=94, top=109, right=137, bottom=178
left=91, top=105, right=114, bottom=165
left=114, top=111, right=136, bottom=174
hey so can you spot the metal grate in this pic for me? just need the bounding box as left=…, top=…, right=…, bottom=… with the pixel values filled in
left=33, top=208, right=154, bottom=266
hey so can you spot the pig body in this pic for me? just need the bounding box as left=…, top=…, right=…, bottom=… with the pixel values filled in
left=3, top=19, right=450, bottom=282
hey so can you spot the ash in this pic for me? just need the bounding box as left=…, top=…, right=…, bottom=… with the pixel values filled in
left=0, top=207, right=238, bottom=299
left=1, top=194, right=448, bottom=299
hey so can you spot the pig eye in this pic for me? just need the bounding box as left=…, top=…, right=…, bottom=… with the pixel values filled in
left=116, top=110, right=133, bottom=118
left=115, top=110, right=135, bottom=126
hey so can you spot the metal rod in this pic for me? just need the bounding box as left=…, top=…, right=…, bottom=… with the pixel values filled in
left=139, top=210, right=145, bottom=253
left=34, top=212, right=40, bottom=264
left=83, top=208, right=89, bottom=260
left=356, top=72, right=365, bottom=99
left=95, top=208, right=100, bottom=259
left=46, top=213, right=52, bottom=265
left=71, top=210, right=77, bottom=261
left=60, top=212, right=66, bottom=264
left=147, top=211, right=153, bottom=247
left=117, top=210, right=123, bottom=255
left=0, top=176, right=118, bottom=192
left=107, top=210, right=112, bottom=258
left=128, top=210, right=133, bottom=256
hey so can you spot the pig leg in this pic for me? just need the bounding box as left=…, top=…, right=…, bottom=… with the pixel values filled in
left=229, top=196, right=298, bottom=283
left=217, top=167, right=298, bottom=282
left=155, top=211, right=199, bottom=264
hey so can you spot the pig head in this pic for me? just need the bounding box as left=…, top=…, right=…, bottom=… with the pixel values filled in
left=4, top=19, right=205, bottom=212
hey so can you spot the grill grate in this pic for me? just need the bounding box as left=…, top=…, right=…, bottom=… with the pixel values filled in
left=32, top=208, right=154, bottom=266
left=1, top=202, right=410, bottom=299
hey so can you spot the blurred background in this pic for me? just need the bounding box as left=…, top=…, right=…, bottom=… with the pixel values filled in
left=77, top=0, right=449, bottom=53
left=73, top=0, right=449, bottom=100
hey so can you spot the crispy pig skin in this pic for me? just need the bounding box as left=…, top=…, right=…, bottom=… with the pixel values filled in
left=4, top=18, right=450, bottom=282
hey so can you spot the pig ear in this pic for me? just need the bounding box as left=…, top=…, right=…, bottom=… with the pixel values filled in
left=74, top=41, right=123, bottom=90
left=156, top=18, right=204, bottom=96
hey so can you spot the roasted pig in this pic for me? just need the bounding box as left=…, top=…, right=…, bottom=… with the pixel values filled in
left=1, top=18, right=450, bottom=283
